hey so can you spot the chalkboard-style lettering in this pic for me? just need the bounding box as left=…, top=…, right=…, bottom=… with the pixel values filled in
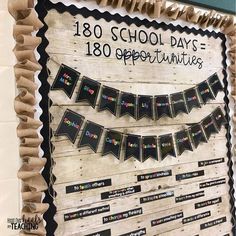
left=175, top=191, right=204, bottom=203
left=200, top=216, right=227, bottom=230
left=182, top=211, right=211, bottom=224
left=142, top=136, right=157, bottom=161
left=151, top=212, right=183, bottom=227
left=195, top=197, right=222, bottom=209
left=198, top=158, right=224, bottom=167
left=64, top=205, right=110, bottom=221
left=199, top=178, right=226, bottom=189
left=137, top=170, right=172, bottom=181
left=85, top=229, right=111, bottom=236
left=51, top=64, right=80, bottom=98
left=155, top=95, right=172, bottom=119
left=176, top=170, right=204, bottom=181
left=119, top=92, right=136, bottom=119
left=98, top=86, right=119, bottom=116
left=78, top=121, right=103, bottom=152
left=55, top=109, right=84, bottom=144
left=184, top=87, right=201, bottom=112
left=125, top=134, right=141, bottom=161
left=120, top=228, right=146, bottom=236
left=66, top=179, right=112, bottom=194
left=102, top=130, right=123, bottom=159
left=101, top=185, right=141, bottom=200
left=159, top=133, right=176, bottom=160
left=137, top=95, right=153, bottom=120
left=170, top=92, right=188, bottom=116
left=174, top=130, right=193, bottom=155
left=103, top=208, right=142, bottom=224
left=189, top=124, right=207, bottom=148
left=140, top=191, right=174, bottom=204
left=76, top=76, right=101, bottom=108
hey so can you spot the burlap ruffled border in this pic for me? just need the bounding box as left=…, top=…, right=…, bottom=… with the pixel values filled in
left=7, top=0, right=235, bottom=235
left=8, top=0, right=48, bottom=235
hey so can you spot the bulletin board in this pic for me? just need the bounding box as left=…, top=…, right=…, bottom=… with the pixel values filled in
left=33, top=0, right=235, bottom=235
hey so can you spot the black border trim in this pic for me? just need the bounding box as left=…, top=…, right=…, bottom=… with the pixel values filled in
left=35, top=0, right=236, bottom=235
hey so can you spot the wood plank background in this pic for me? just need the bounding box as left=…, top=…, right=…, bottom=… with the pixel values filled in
left=45, top=8, right=233, bottom=236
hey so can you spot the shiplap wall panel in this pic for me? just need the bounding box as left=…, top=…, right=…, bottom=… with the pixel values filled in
left=45, top=7, right=233, bottom=236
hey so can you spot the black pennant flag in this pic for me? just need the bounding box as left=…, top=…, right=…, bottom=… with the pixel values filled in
left=159, top=133, right=176, bottom=160
left=98, top=86, right=119, bottom=116
left=76, top=77, right=101, bottom=108
left=119, top=92, right=136, bottom=119
left=102, top=130, right=123, bottom=159
left=142, top=136, right=157, bottom=162
left=184, top=88, right=201, bottom=112
left=175, top=130, right=193, bottom=155
left=212, top=107, right=227, bottom=130
left=51, top=64, right=80, bottom=98
left=137, top=95, right=153, bottom=120
left=155, top=95, right=172, bottom=119
left=78, top=121, right=104, bottom=153
left=197, top=81, right=215, bottom=104
left=201, top=115, right=218, bottom=139
left=125, top=134, right=141, bottom=161
left=170, top=92, right=188, bottom=117
left=189, top=124, right=207, bottom=148
left=55, top=109, right=84, bottom=143
left=208, top=73, right=223, bottom=97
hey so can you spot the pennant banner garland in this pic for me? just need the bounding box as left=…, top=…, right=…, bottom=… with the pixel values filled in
left=54, top=107, right=227, bottom=162
left=51, top=64, right=224, bottom=120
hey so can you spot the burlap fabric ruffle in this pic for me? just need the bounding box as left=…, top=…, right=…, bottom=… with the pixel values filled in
left=8, top=0, right=48, bottom=235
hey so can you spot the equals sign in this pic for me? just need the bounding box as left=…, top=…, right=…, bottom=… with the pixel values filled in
left=200, top=43, right=206, bottom=50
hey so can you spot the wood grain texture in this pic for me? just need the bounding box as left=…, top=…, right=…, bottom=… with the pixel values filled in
left=45, top=8, right=233, bottom=236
